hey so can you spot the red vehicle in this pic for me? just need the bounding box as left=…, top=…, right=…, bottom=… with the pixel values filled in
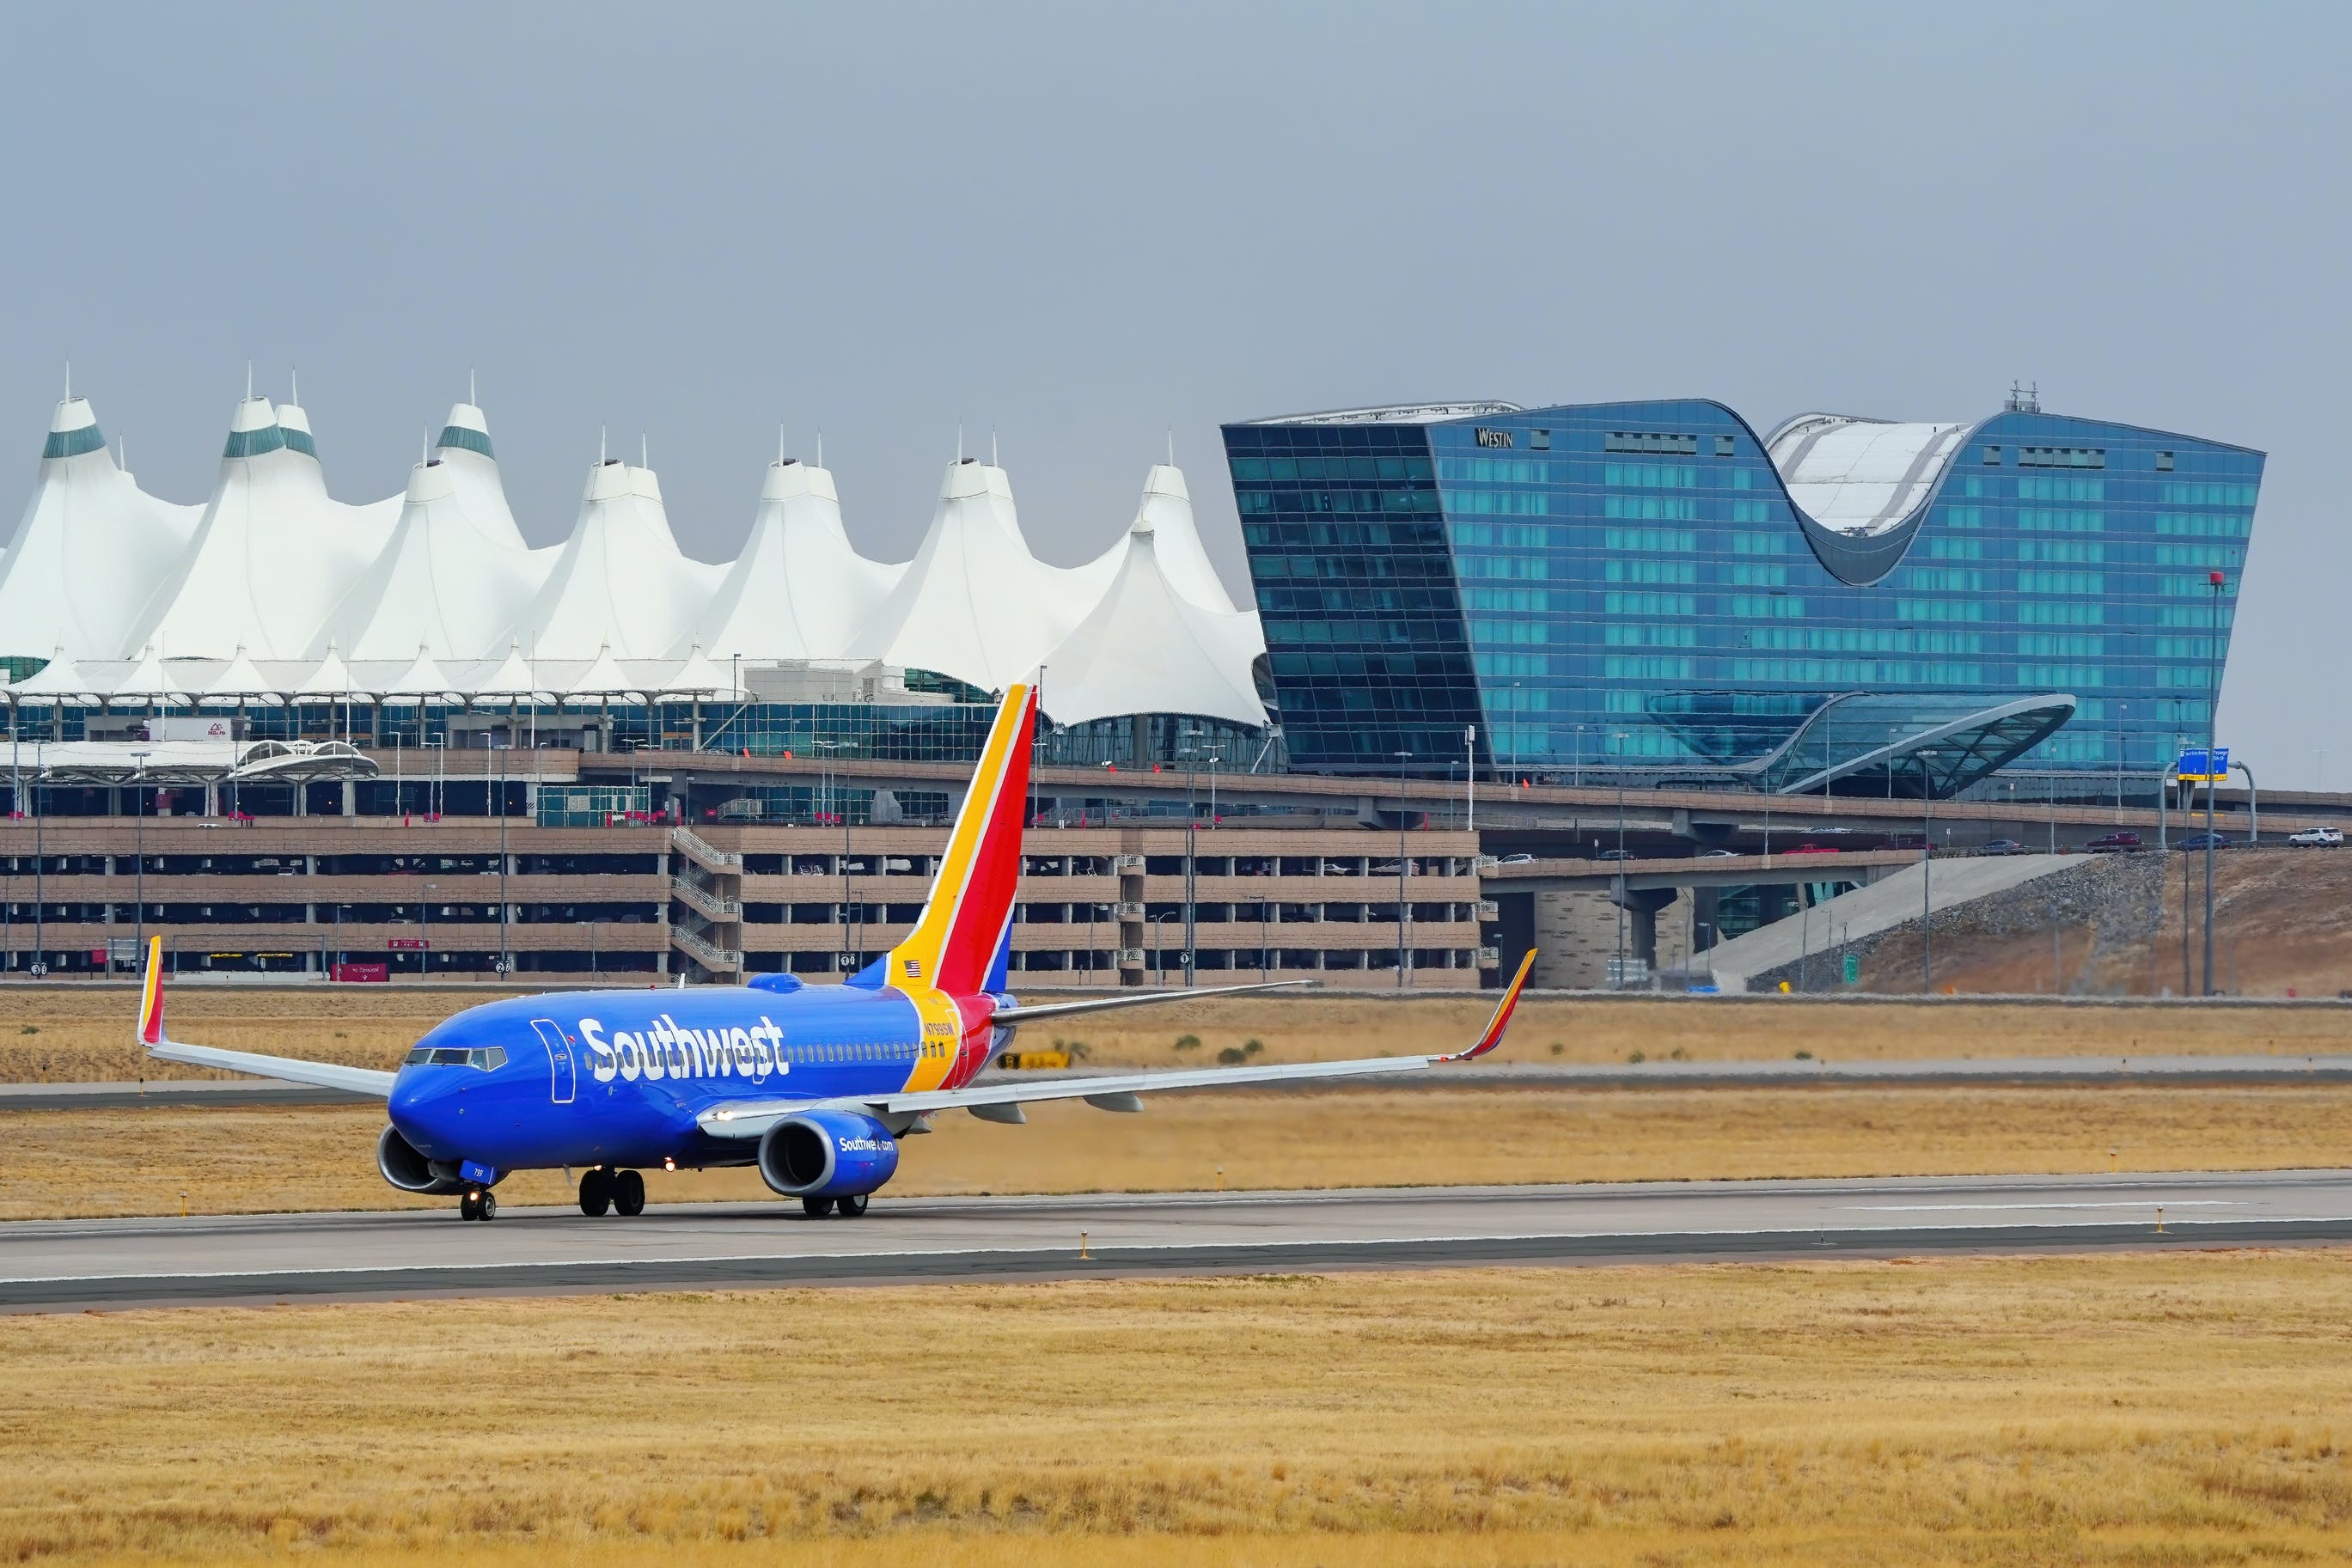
left=1785, top=842, right=1839, bottom=855
left=2084, top=831, right=2144, bottom=853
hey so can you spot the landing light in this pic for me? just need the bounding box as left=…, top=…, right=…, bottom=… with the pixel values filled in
left=713, top=1110, right=734, bottom=1121
left=663, top=1156, right=676, bottom=1171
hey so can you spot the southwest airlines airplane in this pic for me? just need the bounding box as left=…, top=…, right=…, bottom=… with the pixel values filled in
left=136, top=684, right=1535, bottom=1222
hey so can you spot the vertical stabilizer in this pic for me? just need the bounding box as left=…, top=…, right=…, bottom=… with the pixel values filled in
left=885, top=684, right=1035, bottom=996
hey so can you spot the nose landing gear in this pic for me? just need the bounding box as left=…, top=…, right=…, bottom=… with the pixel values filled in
left=578, top=1167, right=647, bottom=1217
left=459, top=1188, right=498, bottom=1222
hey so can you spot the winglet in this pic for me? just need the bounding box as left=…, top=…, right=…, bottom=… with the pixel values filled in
left=1442, top=949, right=1536, bottom=1062
left=137, top=935, right=166, bottom=1046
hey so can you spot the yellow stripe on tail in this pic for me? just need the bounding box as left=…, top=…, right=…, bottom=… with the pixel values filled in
left=137, top=936, right=166, bottom=1046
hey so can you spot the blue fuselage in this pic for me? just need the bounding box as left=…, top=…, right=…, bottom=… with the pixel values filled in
left=388, top=982, right=974, bottom=1177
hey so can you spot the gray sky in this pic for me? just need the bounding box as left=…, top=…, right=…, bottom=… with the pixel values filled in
left=5, top=3, right=2345, bottom=781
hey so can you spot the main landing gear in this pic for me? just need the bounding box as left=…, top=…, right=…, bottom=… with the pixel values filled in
left=459, top=1188, right=498, bottom=1222
left=578, top=1167, right=646, bottom=1217
left=802, top=1193, right=870, bottom=1219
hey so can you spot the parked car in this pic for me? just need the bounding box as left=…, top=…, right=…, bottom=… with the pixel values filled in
left=1785, top=842, right=1839, bottom=855
left=1497, top=852, right=1536, bottom=865
left=1977, top=839, right=2026, bottom=856
left=2174, top=831, right=2233, bottom=851
left=2289, top=827, right=2344, bottom=847
left=1697, top=848, right=1738, bottom=858
left=1595, top=847, right=1635, bottom=862
left=2084, top=831, right=2144, bottom=852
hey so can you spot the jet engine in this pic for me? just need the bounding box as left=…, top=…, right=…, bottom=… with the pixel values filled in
left=376, top=1124, right=468, bottom=1195
left=755, top=1110, right=900, bottom=1199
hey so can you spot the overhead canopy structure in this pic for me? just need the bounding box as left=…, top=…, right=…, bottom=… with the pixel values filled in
left=512, top=460, right=719, bottom=660
left=129, top=396, right=398, bottom=659
left=21, top=738, right=378, bottom=786
left=5, top=647, right=104, bottom=705
left=1749, top=692, right=2079, bottom=799
left=693, top=458, right=902, bottom=662
left=0, top=396, right=202, bottom=661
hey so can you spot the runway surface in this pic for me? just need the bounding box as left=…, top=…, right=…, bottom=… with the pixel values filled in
left=14, top=1053, right=2352, bottom=1112
left=7, top=1169, right=2351, bottom=1310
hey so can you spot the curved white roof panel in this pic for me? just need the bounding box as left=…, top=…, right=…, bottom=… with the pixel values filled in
left=693, top=459, right=902, bottom=662
left=510, top=460, right=722, bottom=660
left=128, top=397, right=399, bottom=659
left=313, top=459, right=548, bottom=660
left=0, top=397, right=203, bottom=661
left=1078, top=463, right=1240, bottom=615
left=1042, top=523, right=1266, bottom=729
left=433, top=400, right=529, bottom=549
left=844, top=459, right=1077, bottom=693
left=1766, top=415, right=1970, bottom=538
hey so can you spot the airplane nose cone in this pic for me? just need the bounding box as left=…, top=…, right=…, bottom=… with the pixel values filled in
left=388, top=1069, right=467, bottom=1157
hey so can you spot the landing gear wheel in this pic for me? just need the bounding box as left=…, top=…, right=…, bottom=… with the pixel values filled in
left=801, top=1196, right=834, bottom=1218
left=578, top=1168, right=612, bottom=1217
left=613, top=1168, right=646, bottom=1217
left=459, top=1191, right=480, bottom=1222
left=476, top=1190, right=497, bottom=1222
left=834, top=1193, right=870, bottom=1218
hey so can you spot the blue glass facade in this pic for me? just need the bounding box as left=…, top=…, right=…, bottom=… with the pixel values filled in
left=1224, top=400, right=2262, bottom=790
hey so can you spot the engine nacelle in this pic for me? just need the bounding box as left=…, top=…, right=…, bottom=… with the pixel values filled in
left=377, top=1124, right=467, bottom=1195
left=756, top=1110, right=900, bottom=1199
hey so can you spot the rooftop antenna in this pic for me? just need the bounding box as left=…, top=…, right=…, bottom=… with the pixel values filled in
left=63, top=361, right=70, bottom=401
left=641, top=434, right=648, bottom=469
left=289, top=366, right=299, bottom=406
left=778, top=424, right=786, bottom=465
left=599, top=425, right=607, bottom=464
left=244, top=361, right=253, bottom=400
left=816, top=430, right=824, bottom=467
left=2004, top=380, right=2041, bottom=414
left=469, top=369, right=477, bottom=407
left=956, top=422, right=964, bottom=462
left=1167, top=428, right=1176, bottom=466
left=991, top=427, right=999, bottom=467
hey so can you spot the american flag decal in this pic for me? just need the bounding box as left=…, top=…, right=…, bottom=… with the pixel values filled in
left=904, top=959, right=921, bottom=978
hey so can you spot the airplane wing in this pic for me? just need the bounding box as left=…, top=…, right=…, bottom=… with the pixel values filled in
left=134, top=937, right=395, bottom=1098
left=700, top=949, right=1535, bottom=1138
left=992, top=979, right=1314, bottom=1027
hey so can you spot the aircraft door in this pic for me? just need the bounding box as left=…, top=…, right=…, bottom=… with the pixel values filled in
left=533, top=1018, right=577, bottom=1105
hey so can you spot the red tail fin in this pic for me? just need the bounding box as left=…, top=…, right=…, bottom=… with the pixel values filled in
left=885, top=684, right=1035, bottom=996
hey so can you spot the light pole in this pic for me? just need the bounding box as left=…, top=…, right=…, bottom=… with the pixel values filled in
left=2114, top=702, right=2128, bottom=815
left=129, top=748, right=150, bottom=972
left=1612, top=731, right=1628, bottom=983
left=495, top=741, right=510, bottom=978
left=1920, top=753, right=1934, bottom=994
left=31, top=740, right=43, bottom=977
left=2203, top=571, right=2223, bottom=996
left=1150, top=910, right=1176, bottom=985
left=1393, top=750, right=1412, bottom=989
left=422, top=881, right=435, bottom=977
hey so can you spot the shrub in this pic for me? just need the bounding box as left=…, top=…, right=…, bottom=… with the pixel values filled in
left=1668, top=1046, right=1689, bottom=1062
left=1217, top=1046, right=1248, bottom=1065
left=1793, top=1048, right=1814, bottom=1060
left=1174, top=1034, right=1201, bottom=1051
left=1242, top=1039, right=1263, bottom=1057
left=18, top=1024, right=38, bottom=1035
left=1628, top=1049, right=1646, bottom=1064
left=1549, top=1041, right=1565, bottom=1057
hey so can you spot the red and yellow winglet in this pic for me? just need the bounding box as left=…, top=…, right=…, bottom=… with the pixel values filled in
left=1440, top=948, right=1536, bottom=1062
left=137, top=935, right=166, bottom=1046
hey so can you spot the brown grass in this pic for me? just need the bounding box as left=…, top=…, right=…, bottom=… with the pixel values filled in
left=7, top=1254, right=2352, bottom=1564
left=3, top=983, right=2348, bottom=1083
left=9, top=1082, right=2351, bottom=1220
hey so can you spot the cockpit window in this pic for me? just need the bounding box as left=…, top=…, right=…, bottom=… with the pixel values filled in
left=401, top=1046, right=508, bottom=1070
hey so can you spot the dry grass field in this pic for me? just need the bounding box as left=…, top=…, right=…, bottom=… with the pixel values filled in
left=6, top=1254, right=2352, bottom=1565
left=8, top=1082, right=2352, bottom=1220
left=2, top=983, right=2346, bottom=1083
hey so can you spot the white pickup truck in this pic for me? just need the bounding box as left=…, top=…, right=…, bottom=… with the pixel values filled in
left=2288, top=826, right=2344, bottom=847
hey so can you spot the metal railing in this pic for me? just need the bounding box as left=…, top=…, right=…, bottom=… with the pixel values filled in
left=669, top=875, right=740, bottom=920
left=669, top=922, right=742, bottom=973
left=669, top=825, right=742, bottom=870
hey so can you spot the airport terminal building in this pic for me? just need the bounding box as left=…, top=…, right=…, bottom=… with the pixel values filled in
left=1225, top=394, right=2263, bottom=797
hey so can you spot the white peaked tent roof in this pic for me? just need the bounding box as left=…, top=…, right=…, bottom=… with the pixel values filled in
left=691, top=459, right=904, bottom=661
left=7, top=647, right=104, bottom=705
left=311, top=458, right=547, bottom=660
left=1041, top=525, right=1268, bottom=729
left=112, top=644, right=197, bottom=705
left=432, top=401, right=529, bottom=549
left=1124, top=465, right=1238, bottom=613
left=845, top=459, right=1082, bottom=692
left=510, top=461, right=719, bottom=660
left=292, top=644, right=368, bottom=702
left=381, top=644, right=461, bottom=705
left=662, top=642, right=737, bottom=698
left=561, top=641, right=640, bottom=698
left=470, top=642, right=548, bottom=699
left=201, top=645, right=281, bottom=703
left=0, top=396, right=203, bottom=660
left=129, top=396, right=400, bottom=660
